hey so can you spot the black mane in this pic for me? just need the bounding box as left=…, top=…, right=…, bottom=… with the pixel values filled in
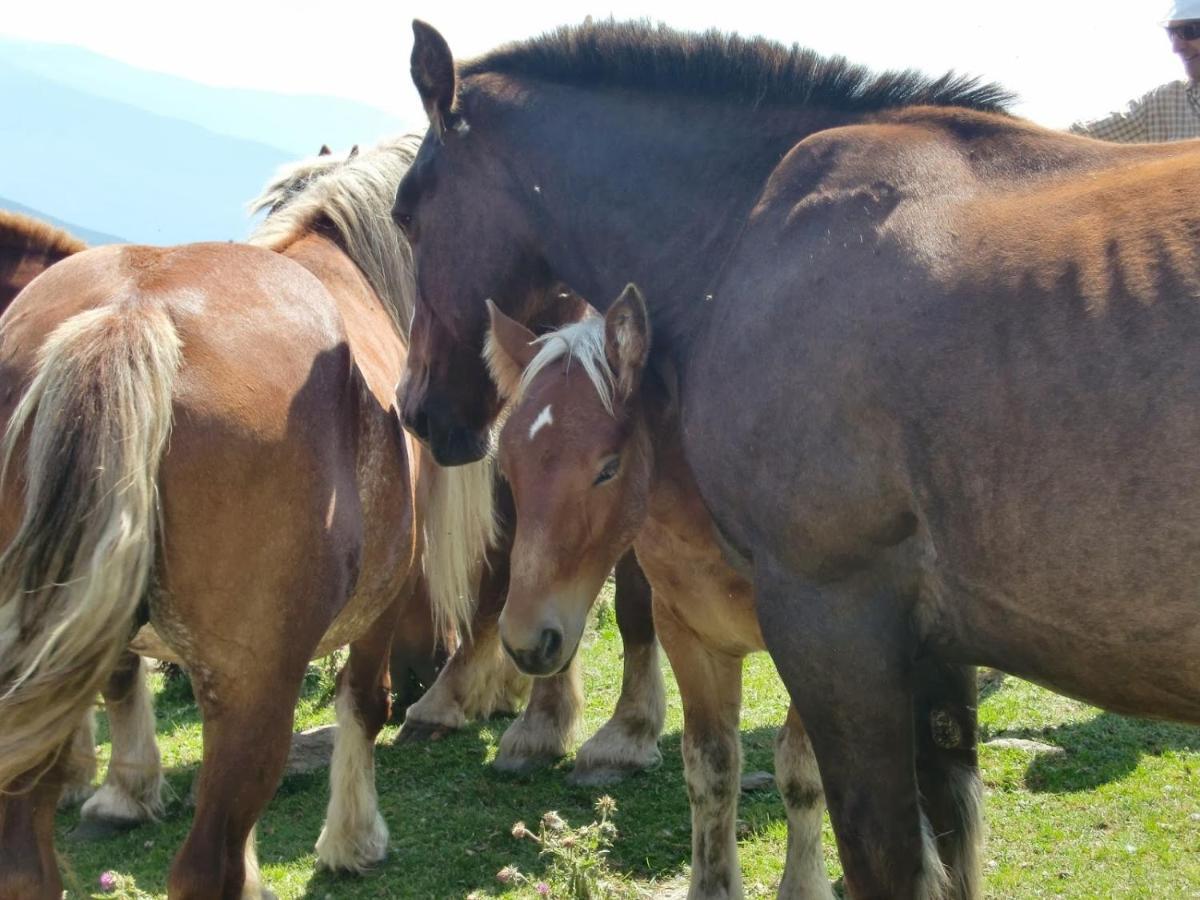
left=462, top=20, right=1014, bottom=115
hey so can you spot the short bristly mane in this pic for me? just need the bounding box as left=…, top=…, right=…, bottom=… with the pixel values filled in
left=249, top=135, right=422, bottom=340
left=509, top=317, right=616, bottom=415
left=0, top=211, right=87, bottom=257
left=462, top=20, right=1013, bottom=114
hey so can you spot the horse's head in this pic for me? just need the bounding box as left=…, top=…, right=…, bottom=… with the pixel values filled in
left=394, top=21, right=558, bottom=466
left=489, top=285, right=654, bottom=675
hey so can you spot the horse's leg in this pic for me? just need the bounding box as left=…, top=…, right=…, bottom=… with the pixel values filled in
left=388, top=571, right=449, bottom=715
left=0, top=751, right=69, bottom=899
left=78, top=651, right=164, bottom=832
left=167, top=657, right=306, bottom=900
left=397, top=488, right=528, bottom=741
left=755, top=558, right=947, bottom=900
left=774, top=706, right=834, bottom=899
left=571, top=551, right=665, bottom=785
left=655, top=597, right=744, bottom=900
left=58, top=706, right=98, bottom=808
left=493, top=652, right=583, bottom=772
left=913, top=659, right=981, bottom=900
left=315, top=596, right=402, bottom=871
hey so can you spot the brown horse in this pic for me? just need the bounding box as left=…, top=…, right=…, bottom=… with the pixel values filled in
left=0, top=136, right=494, bottom=898
left=395, top=20, right=1200, bottom=899
left=486, top=286, right=980, bottom=898
left=0, top=212, right=170, bottom=833
left=0, top=211, right=86, bottom=314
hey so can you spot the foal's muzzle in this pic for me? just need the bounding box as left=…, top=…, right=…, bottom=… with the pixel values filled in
left=502, top=628, right=564, bottom=677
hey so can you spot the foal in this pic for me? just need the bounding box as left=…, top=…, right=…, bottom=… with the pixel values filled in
left=486, top=287, right=982, bottom=899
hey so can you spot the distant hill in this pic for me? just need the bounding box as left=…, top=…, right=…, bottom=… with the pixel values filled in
left=0, top=196, right=125, bottom=246
left=0, top=37, right=414, bottom=157
left=0, top=60, right=295, bottom=245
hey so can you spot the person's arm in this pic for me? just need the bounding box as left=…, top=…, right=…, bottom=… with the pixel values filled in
left=1069, top=91, right=1151, bottom=142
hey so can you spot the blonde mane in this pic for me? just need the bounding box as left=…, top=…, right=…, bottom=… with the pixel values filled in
left=248, top=136, right=422, bottom=340
left=516, top=317, right=615, bottom=415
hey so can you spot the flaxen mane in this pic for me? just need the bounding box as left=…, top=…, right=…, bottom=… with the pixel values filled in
left=0, top=211, right=87, bottom=258
left=249, top=136, right=423, bottom=340
left=487, top=317, right=616, bottom=415
left=463, top=20, right=1013, bottom=114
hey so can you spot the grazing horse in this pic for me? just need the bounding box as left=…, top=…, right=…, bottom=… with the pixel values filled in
left=0, top=136, right=494, bottom=898
left=394, top=20, right=1200, bottom=899
left=0, top=211, right=86, bottom=314
left=486, top=286, right=980, bottom=898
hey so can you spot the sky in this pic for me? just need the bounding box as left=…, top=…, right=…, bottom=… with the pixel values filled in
left=0, top=0, right=1185, bottom=133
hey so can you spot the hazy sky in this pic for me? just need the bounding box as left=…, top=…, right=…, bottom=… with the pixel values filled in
left=1, top=0, right=1184, bottom=133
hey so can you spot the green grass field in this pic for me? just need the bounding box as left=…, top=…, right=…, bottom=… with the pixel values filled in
left=55, top=595, right=1200, bottom=899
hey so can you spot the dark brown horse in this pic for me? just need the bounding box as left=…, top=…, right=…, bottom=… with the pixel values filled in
left=0, top=211, right=86, bottom=314
left=0, top=137, right=494, bottom=898
left=395, top=20, right=1200, bottom=899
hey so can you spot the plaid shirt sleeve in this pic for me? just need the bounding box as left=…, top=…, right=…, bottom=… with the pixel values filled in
left=1070, top=92, right=1150, bottom=143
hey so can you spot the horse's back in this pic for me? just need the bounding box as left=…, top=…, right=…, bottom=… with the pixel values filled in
left=0, top=242, right=380, bottom=659
left=686, top=111, right=1200, bottom=720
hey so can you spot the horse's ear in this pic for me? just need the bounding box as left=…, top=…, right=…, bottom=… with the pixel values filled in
left=347, top=144, right=360, bottom=159
left=484, top=300, right=538, bottom=399
left=604, top=284, right=651, bottom=401
left=318, top=144, right=332, bottom=156
left=411, top=20, right=456, bottom=140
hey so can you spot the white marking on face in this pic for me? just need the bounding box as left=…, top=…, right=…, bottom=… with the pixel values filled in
left=529, top=404, right=554, bottom=440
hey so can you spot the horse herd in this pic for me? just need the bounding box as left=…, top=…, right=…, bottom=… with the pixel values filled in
left=2, top=17, right=1199, bottom=900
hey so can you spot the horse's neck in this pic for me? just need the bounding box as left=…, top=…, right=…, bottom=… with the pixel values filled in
left=280, top=231, right=408, bottom=404
left=517, top=89, right=842, bottom=341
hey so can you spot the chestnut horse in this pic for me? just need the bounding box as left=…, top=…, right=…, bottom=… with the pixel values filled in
left=486, top=286, right=980, bottom=898
left=395, top=20, right=1200, bottom=899
left=0, top=212, right=170, bottom=832
left=0, top=136, right=494, bottom=898
left=0, top=211, right=86, bottom=314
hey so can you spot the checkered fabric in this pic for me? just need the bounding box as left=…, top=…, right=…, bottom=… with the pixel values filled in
left=1070, top=80, right=1200, bottom=142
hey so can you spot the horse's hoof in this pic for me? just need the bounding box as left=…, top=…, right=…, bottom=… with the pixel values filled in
left=395, top=719, right=454, bottom=744
left=68, top=817, right=140, bottom=843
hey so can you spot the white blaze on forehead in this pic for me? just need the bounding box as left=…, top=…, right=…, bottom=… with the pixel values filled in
left=529, top=404, right=554, bottom=440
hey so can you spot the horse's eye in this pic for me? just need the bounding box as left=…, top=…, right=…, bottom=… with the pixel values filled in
left=395, top=212, right=413, bottom=233
left=593, top=456, right=620, bottom=486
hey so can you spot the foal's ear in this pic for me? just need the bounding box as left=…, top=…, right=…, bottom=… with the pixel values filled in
left=411, top=21, right=457, bottom=140
left=318, top=144, right=332, bottom=156
left=485, top=299, right=539, bottom=399
left=604, top=284, right=651, bottom=401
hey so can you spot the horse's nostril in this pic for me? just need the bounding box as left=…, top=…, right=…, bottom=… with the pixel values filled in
left=539, top=627, right=562, bottom=665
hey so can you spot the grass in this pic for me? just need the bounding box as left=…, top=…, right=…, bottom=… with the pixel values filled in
left=56, top=590, right=1200, bottom=899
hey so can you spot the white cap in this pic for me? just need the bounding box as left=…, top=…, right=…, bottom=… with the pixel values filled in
left=1163, top=0, right=1200, bottom=23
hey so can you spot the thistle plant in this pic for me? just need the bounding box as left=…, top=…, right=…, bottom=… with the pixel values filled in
left=498, top=795, right=629, bottom=899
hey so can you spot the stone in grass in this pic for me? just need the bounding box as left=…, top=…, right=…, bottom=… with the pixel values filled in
left=983, top=737, right=1065, bottom=756
left=740, top=771, right=776, bottom=792
left=285, top=724, right=338, bottom=775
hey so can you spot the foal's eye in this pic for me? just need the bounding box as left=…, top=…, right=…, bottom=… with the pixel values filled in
left=593, top=456, right=620, bottom=486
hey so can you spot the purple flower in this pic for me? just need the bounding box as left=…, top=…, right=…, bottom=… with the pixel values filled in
left=536, top=882, right=551, bottom=896
left=99, top=871, right=118, bottom=892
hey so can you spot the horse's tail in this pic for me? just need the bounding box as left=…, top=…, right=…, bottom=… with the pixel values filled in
left=0, top=301, right=182, bottom=790
left=419, top=449, right=497, bottom=640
